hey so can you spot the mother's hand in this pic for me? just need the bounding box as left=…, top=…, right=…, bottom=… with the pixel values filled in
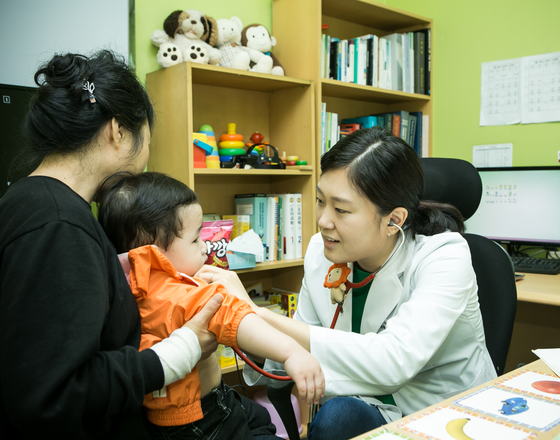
left=183, top=293, right=223, bottom=359
left=195, top=265, right=257, bottom=311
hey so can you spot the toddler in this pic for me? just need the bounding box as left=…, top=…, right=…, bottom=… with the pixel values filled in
left=97, top=171, right=324, bottom=439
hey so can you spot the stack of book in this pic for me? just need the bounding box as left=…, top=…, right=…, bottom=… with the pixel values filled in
left=320, top=29, right=431, bottom=95
left=234, top=193, right=303, bottom=263
left=320, top=105, right=425, bottom=157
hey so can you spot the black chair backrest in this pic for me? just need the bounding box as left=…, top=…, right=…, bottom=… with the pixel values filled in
left=420, top=157, right=517, bottom=375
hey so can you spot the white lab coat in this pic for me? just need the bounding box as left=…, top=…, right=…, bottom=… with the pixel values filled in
left=245, top=231, right=496, bottom=422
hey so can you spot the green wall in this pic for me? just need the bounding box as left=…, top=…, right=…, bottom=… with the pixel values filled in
left=133, top=0, right=272, bottom=86
left=385, top=0, right=560, bottom=165
left=134, top=0, right=560, bottom=166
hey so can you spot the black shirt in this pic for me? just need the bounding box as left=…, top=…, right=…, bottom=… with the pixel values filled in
left=0, top=177, right=163, bottom=439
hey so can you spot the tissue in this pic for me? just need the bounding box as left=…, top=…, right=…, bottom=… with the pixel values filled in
left=226, top=229, right=264, bottom=269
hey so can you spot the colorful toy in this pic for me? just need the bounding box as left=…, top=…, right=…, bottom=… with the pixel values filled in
left=151, top=9, right=221, bottom=69
left=198, top=124, right=219, bottom=167
left=245, top=132, right=267, bottom=155
left=192, top=134, right=213, bottom=168
left=241, top=24, right=285, bottom=76
left=219, top=123, right=245, bottom=150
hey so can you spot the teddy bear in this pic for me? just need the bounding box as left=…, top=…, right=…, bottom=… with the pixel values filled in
left=156, top=43, right=184, bottom=68
left=216, top=16, right=273, bottom=74
left=241, top=24, right=285, bottom=76
left=151, top=9, right=221, bottom=66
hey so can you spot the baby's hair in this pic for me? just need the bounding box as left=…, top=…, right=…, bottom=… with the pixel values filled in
left=97, top=172, right=199, bottom=254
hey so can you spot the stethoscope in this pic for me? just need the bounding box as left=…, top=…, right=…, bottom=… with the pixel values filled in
left=233, top=221, right=405, bottom=381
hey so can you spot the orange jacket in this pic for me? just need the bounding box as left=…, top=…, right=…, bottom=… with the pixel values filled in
left=128, top=245, right=254, bottom=426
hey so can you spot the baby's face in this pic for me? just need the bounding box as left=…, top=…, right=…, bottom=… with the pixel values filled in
left=162, top=204, right=207, bottom=276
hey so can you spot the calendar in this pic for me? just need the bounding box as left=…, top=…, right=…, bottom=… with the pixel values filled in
left=480, top=51, right=560, bottom=126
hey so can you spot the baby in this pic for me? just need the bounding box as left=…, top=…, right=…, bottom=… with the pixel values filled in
left=97, top=171, right=324, bottom=438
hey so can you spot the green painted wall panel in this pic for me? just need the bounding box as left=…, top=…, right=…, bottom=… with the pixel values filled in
left=385, top=0, right=560, bottom=166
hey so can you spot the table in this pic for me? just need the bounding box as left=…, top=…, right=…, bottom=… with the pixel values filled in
left=351, top=359, right=560, bottom=440
left=516, top=273, right=560, bottom=306
left=505, top=273, right=560, bottom=372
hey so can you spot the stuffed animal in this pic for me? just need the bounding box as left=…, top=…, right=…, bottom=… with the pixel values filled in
left=183, top=41, right=210, bottom=64
left=151, top=9, right=221, bottom=66
left=156, top=43, right=184, bottom=68
left=241, top=24, right=285, bottom=76
left=216, top=17, right=272, bottom=74
left=324, top=263, right=351, bottom=305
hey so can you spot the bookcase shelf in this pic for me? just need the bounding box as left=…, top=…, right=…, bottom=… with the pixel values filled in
left=145, top=62, right=315, bottom=293
left=321, top=78, right=431, bottom=103
left=273, top=0, right=433, bottom=159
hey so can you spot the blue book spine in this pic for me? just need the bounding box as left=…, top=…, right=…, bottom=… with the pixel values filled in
left=340, top=115, right=378, bottom=129
left=409, top=111, right=423, bottom=156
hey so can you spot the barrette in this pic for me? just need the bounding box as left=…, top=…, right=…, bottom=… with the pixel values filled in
left=83, top=80, right=96, bottom=105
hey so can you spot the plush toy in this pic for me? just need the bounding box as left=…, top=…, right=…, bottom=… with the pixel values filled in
left=156, top=43, right=184, bottom=68
left=241, top=24, right=285, bottom=76
left=151, top=9, right=221, bottom=66
left=216, top=17, right=272, bottom=74
left=324, top=263, right=351, bottom=306
left=183, top=41, right=210, bottom=64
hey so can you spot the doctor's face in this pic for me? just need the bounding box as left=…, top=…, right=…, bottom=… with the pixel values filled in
left=316, top=168, right=395, bottom=273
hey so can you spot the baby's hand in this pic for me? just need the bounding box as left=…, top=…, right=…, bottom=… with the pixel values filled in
left=283, top=348, right=325, bottom=407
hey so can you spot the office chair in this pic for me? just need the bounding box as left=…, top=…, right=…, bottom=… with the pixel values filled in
left=420, top=157, right=518, bottom=375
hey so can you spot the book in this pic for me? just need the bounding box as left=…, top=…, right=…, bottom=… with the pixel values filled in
left=293, top=193, right=303, bottom=259
left=340, top=115, right=378, bottom=129
left=391, top=113, right=401, bottom=137
left=414, top=30, right=425, bottom=94
left=409, top=111, right=423, bottom=156
left=269, top=193, right=295, bottom=260
left=265, top=196, right=278, bottom=261
left=391, top=110, right=409, bottom=141
left=222, top=214, right=250, bottom=239
left=408, top=113, right=417, bottom=150
left=234, top=194, right=267, bottom=262
left=329, top=38, right=339, bottom=80
left=384, top=33, right=404, bottom=91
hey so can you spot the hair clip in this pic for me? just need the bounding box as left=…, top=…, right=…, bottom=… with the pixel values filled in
left=83, top=80, right=96, bottom=105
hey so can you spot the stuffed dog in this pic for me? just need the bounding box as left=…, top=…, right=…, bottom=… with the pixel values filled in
left=151, top=9, right=221, bottom=66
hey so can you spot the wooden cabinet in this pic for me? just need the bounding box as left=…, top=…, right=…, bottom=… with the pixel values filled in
left=272, top=0, right=433, bottom=163
left=145, top=63, right=315, bottom=293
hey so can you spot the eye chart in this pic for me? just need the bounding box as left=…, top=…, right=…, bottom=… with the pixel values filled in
left=480, top=51, right=560, bottom=126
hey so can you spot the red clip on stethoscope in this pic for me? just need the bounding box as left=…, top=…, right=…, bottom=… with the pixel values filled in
left=234, top=222, right=405, bottom=381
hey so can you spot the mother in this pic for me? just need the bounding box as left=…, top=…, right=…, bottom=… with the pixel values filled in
left=0, top=51, right=222, bottom=439
left=201, top=128, right=497, bottom=440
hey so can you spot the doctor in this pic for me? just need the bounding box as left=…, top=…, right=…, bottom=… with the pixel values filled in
left=200, top=127, right=497, bottom=440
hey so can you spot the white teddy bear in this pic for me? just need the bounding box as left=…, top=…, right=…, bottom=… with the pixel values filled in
left=151, top=9, right=221, bottom=66
left=156, top=43, right=184, bottom=68
left=216, top=16, right=273, bottom=74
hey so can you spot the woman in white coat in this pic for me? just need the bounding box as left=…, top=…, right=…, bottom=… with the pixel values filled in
left=200, top=127, right=497, bottom=440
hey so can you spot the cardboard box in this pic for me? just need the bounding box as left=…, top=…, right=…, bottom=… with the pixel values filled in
left=226, top=250, right=256, bottom=270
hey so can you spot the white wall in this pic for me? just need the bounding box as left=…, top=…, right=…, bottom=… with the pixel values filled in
left=0, top=0, right=129, bottom=87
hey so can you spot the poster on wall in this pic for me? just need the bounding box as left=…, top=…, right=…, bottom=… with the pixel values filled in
left=480, top=51, right=560, bottom=126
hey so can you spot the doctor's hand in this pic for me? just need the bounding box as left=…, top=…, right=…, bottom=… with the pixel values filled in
left=183, top=293, right=223, bottom=360
left=195, top=265, right=257, bottom=311
left=283, top=348, right=325, bottom=407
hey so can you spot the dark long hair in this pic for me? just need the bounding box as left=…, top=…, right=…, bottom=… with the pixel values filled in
left=96, top=172, right=199, bottom=254
left=18, top=50, right=154, bottom=171
left=321, top=127, right=464, bottom=236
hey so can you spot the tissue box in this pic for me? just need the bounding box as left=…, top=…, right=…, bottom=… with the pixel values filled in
left=226, top=251, right=256, bottom=270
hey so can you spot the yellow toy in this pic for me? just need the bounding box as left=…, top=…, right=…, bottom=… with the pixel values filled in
left=219, top=123, right=244, bottom=149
